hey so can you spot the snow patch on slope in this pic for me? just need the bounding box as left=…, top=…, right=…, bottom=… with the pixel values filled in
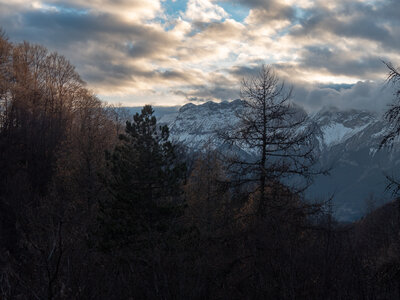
left=321, top=123, right=370, bottom=147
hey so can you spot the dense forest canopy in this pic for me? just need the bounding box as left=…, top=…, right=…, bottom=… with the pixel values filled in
left=1, top=31, right=400, bottom=299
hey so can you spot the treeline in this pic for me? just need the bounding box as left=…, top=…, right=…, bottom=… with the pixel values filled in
left=1, top=32, right=400, bottom=299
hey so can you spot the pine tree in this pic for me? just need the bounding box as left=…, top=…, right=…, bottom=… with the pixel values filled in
left=98, top=105, right=186, bottom=251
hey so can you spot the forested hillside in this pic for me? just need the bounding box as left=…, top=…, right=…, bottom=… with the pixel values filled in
left=1, top=32, right=400, bottom=299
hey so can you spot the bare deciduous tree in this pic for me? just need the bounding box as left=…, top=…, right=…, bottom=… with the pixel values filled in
left=221, top=64, right=319, bottom=215
left=379, top=62, right=400, bottom=196
left=380, top=61, right=400, bottom=149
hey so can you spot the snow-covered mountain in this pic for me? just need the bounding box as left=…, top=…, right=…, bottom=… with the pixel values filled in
left=313, top=107, right=378, bottom=149
left=309, top=108, right=395, bottom=221
left=158, top=100, right=398, bottom=221
left=159, top=99, right=244, bottom=149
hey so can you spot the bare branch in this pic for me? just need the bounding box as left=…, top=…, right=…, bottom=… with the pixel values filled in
left=221, top=64, right=321, bottom=215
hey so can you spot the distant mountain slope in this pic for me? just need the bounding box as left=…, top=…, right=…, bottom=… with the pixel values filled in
left=157, top=100, right=398, bottom=221
left=159, top=100, right=244, bottom=149
left=309, top=109, right=394, bottom=221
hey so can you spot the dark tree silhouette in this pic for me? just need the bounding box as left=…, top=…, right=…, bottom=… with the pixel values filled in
left=380, top=62, right=400, bottom=149
left=221, top=64, right=319, bottom=215
left=98, top=105, right=186, bottom=251
left=379, top=62, right=400, bottom=195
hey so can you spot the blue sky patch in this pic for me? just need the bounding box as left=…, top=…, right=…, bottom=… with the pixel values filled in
left=162, top=0, right=188, bottom=18
left=215, top=1, right=249, bottom=22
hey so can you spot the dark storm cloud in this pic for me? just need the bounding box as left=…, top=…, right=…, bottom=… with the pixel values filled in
left=290, top=0, right=400, bottom=51
left=291, top=80, right=396, bottom=113
left=23, top=11, right=127, bottom=36
left=292, top=13, right=396, bottom=50
left=229, top=64, right=262, bottom=78
left=334, top=16, right=390, bottom=42
left=299, top=46, right=387, bottom=78
left=20, top=9, right=175, bottom=51
left=0, top=5, right=186, bottom=91
left=172, top=81, right=240, bottom=103
left=81, top=53, right=194, bottom=87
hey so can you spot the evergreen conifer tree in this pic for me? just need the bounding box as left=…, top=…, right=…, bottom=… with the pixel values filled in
left=98, top=105, right=186, bottom=251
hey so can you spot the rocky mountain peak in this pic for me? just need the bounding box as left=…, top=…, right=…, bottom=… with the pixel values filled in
left=156, top=101, right=394, bottom=221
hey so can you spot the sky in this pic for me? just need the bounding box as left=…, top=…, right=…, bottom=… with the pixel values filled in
left=0, top=0, right=399, bottom=111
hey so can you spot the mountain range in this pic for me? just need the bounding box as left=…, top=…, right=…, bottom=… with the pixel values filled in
left=132, top=100, right=398, bottom=221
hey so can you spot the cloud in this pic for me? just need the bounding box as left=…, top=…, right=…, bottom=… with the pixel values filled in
left=291, top=80, right=396, bottom=113
left=289, top=0, right=400, bottom=52
left=298, top=46, right=387, bottom=78
left=0, top=0, right=399, bottom=110
left=170, top=70, right=240, bottom=103
left=184, top=0, right=228, bottom=23
left=47, top=0, right=163, bottom=20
